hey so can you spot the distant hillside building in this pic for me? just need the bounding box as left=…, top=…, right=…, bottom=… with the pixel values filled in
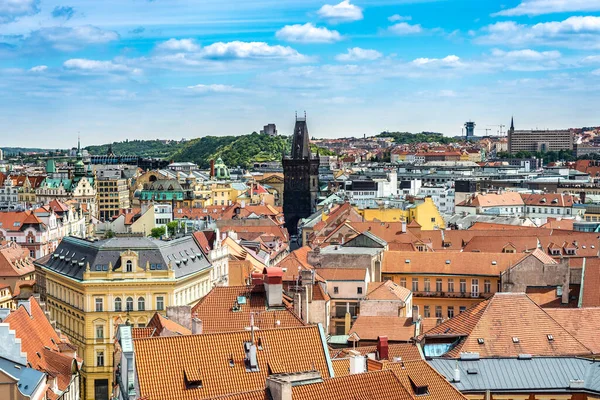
left=508, top=117, right=573, bottom=154
left=283, top=115, right=320, bottom=236
left=260, top=123, right=278, bottom=136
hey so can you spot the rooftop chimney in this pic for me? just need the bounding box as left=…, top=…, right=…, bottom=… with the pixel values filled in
left=192, top=317, right=203, bottom=334
left=251, top=272, right=264, bottom=286
left=210, top=159, right=215, bottom=178
left=348, top=352, right=366, bottom=374
left=266, top=371, right=322, bottom=400
left=453, top=361, right=461, bottom=382
left=377, top=336, right=389, bottom=360
left=263, top=267, right=283, bottom=307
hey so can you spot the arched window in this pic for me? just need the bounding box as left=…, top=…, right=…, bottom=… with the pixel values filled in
left=138, top=297, right=145, bottom=311
left=126, top=260, right=133, bottom=272
left=126, top=297, right=133, bottom=311
left=114, top=297, right=122, bottom=312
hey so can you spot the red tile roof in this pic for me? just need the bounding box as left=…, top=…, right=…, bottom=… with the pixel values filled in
left=546, top=308, right=600, bottom=354
left=0, top=242, right=36, bottom=278
left=134, top=325, right=332, bottom=400
left=0, top=210, right=45, bottom=232
left=191, top=285, right=304, bottom=334
left=349, top=317, right=418, bottom=342
left=4, top=297, right=81, bottom=398
left=365, top=281, right=412, bottom=301
left=316, top=267, right=367, bottom=281
left=330, top=343, right=422, bottom=362
left=581, top=258, right=600, bottom=307
left=147, top=312, right=192, bottom=336
left=420, top=293, right=591, bottom=357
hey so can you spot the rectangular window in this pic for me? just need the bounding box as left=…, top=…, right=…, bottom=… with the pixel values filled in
left=156, top=296, right=164, bottom=311
left=400, top=278, right=406, bottom=288
left=447, top=279, right=454, bottom=293
left=95, top=298, right=103, bottom=312
left=424, top=278, right=431, bottom=292
left=96, top=325, right=104, bottom=339
left=460, top=279, right=467, bottom=293
left=412, top=279, right=419, bottom=292
left=471, top=279, right=479, bottom=297
left=333, top=287, right=339, bottom=294
left=423, top=305, right=430, bottom=318
left=447, top=306, right=454, bottom=319
left=435, top=306, right=442, bottom=318
left=97, top=351, right=104, bottom=367
left=484, top=280, right=491, bottom=294
left=436, top=279, right=443, bottom=292
left=357, top=287, right=363, bottom=295
left=459, top=306, right=466, bottom=313
left=29, top=250, right=35, bottom=258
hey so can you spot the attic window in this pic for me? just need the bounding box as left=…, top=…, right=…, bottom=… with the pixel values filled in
left=405, top=259, right=410, bottom=264
left=551, top=199, right=558, bottom=204
left=512, top=337, right=519, bottom=343
left=445, top=260, right=451, bottom=265
left=477, top=338, right=485, bottom=344
left=491, top=261, right=497, bottom=265
left=547, top=334, right=554, bottom=341
left=540, top=198, right=546, bottom=203
left=183, top=369, right=202, bottom=389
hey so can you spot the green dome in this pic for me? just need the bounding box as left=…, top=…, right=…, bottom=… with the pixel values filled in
left=214, top=157, right=230, bottom=180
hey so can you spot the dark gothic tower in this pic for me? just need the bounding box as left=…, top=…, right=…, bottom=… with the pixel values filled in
left=508, top=116, right=515, bottom=154
left=283, top=113, right=320, bottom=236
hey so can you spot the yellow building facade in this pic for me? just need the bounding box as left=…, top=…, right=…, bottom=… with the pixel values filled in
left=355, top=197, right=445, bottom=230
left=35, top=235, right=213, bottom=400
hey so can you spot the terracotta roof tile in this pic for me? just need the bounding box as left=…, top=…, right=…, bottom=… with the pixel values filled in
left=581, top=258, right=600, bottom=307
left=383, top=251, right=524, bottom=276
left=134, top=325, right=332, bottom=400
left=191, top=285, right=304, bottom=334
left=349, top=317, right=417, bottom=342
left=4, top=297, right=80, bottom=397
left=331, top=358, right=350, bottom=376
left=0, top=210, right=45, bottom=232
left=365, top=281, right=412, bottom=302
left=526, top=285, right=579, bottom=308
left=383, top=360, right=467, bottom=400
left=0, top=242, right=36, bottom=278
left=147, top=313, right=192, bottom=336
left=132, top=327, right=157, bottom=339
left=521, top=193, right=579, bottom=207
left=420, top=293, right=592, bottom=357
left=331, top=343, right=422, bottom=362
left=315, top=267, right=367, bottom=281
left=545, top=308, right=600, bottom=354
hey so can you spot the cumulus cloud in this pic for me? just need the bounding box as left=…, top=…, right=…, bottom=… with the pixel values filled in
left=336, top=47, right=382, bottom=61
left=491, top=48, right=561, bottom=60
left=51, top=5, right=75, bottom=20
left=493, top=0, right=600, bottom=17
left=388, top=22, right=423, bottom=35
left=64, top=58, right=141, bottom=74
left=28, top=65, right=47, bottom=72
left=477, top=17, right=600, bottom=49
left=186, top=84, right=245, bottom=94
left=412, top=55, right=463, bottom=66
left=0, top=0, right=39, bottom=24
left=317, top=0, right=363, bottom=23
left=25, top=25, right=119, bottom=51
left=388, top=14, right=411, bottom=22
left=202, top=41, right=307, bottom=60
left=156, top=38, right=200, bottom=52
left=276, top=23, right=341, bottom=43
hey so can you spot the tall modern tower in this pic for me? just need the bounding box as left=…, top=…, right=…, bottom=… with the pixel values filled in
left=464, top=121, right=475, bottom=139
left=283, top=113, right=320, bottom=236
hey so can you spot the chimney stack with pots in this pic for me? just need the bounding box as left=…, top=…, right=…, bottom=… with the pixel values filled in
left=263, top=267, right=283, bottom=308
left=377, top=336, right=389, bottom=360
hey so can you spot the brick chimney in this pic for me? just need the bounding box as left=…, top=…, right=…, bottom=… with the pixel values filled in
left=263, top=267, right=283, bottom=308
left=251, top=272, right=263, bottom=286
left=210, top=159, right=215, bottom=178
left=377, top=336, right=389, bottom=360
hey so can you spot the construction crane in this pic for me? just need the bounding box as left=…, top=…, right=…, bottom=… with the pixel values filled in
left=487, top=124, right=506, bottom=137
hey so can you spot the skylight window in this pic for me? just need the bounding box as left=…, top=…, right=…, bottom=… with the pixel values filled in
left=512, top=337, right=519, bottom=343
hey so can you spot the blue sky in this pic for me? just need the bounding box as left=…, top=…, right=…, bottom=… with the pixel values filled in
left=2, top=0, right=600, bottom=147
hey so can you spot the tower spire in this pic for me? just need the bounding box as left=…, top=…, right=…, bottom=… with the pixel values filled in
left=510, top=116, right=514, bottom=131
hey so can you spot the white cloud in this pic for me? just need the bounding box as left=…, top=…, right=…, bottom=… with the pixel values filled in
left=493, top=0, right=600, bottom=17
left=491, top=48, right=561, bottom=60
left=276, top=23, right=341, bottom=43
left=388, top=22, right=423, bottom=35
left=477, top=17, right=600, bottom=49
left=28, top=65, right=47, bottom=72
left=439, top=90, right=457, bottom=97
left=202, top=41, right=307, bottom=60
left=336, top=47, right=382, bottom=61
left=388, top=14, right=411, bottom=22
left=317, top=0, right=363, bottom=23
left=156, top=38, right=200, bottom=52
left=0, top=0, right=39, bottom=24
left=26, top=25, right=119, bottom=52
left=64, top=58, right=141, bottom=74
left=412, top=55, right=463, bottom=66
left=186, top=84, right=245, bottom=94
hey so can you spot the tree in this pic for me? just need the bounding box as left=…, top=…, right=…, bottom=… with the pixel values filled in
left=105, top=229, right=115, bottom=239
left=166, top=221, right=179, bottom=236
left=150, top=226, right=166, bottom=238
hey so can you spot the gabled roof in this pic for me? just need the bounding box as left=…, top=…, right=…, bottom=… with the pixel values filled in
left=420, top=293, right=591, bottom=358
left=4, top=297, right=80, bottom=398
left=458, top=192, right=524, bottom=208
left=365, top=281, right=411, bottom=302
left=134, top=325, right=332, bottom=400
left=191, top=285, right=304, bottom=334
left=147, top=313, right=191, bottom=336
left=382, top=360, right=467, bottom=400
left=316, top=268, right=367, bottom=281
left=0, top=242, right=35, bottom=278
left=0, top=211, right=45, bottom=232
left=545, top=308, right=600, bottom=355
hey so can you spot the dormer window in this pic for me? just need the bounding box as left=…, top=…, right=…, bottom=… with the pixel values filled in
left=126, top=260, right=133, bottom=272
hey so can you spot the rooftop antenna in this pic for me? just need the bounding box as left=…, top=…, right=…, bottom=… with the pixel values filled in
left=250, top=312, right=255, bottom=344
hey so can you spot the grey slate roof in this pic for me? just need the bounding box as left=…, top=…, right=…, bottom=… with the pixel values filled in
left=37, top=235, right=211, bottom=281
left=429, top=357, right=600, bottom=394
left=0, top=357, right=46, bottom=397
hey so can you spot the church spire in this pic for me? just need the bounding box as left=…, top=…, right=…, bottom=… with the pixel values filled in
left=291, top=111, right=310, bottom=160
left=510, top=116, right=514, bottom=131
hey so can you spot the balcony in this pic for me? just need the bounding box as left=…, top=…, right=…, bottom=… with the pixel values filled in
left=412, top=291, right=493, bottom=300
